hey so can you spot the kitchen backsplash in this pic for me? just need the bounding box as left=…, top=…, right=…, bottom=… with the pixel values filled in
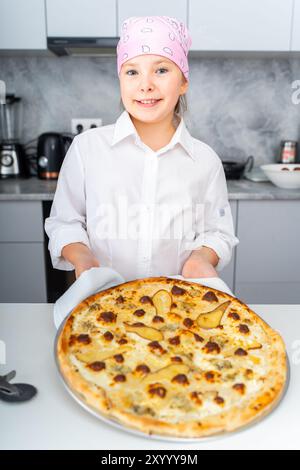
left=1, top=55, right=300, bottom=166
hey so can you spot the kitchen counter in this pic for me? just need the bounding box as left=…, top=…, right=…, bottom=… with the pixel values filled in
left=0, top=177, right=300, bottom=200
left=0, top=303, right=299, bottom=450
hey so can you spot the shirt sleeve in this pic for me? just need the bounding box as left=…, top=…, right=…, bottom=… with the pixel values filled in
left=44, top=136, right=91, bottom=271
left=193, top=158, right=240, bottom=272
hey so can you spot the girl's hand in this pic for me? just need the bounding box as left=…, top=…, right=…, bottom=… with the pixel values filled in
left=61, top=242, right=100, bottom=279
left=74, top=253, right=100, bottom=279
left=181, top=248, right=219, bottom=279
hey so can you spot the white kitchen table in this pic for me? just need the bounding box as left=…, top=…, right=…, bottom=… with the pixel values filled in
left=0, top=303, right=299, bottom=450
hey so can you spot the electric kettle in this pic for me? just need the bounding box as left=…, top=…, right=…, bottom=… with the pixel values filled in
left=37, top=132, right=73, bottom=180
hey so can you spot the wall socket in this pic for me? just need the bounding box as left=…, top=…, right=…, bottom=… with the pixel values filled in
left=71, top=118, right=103, bottom=135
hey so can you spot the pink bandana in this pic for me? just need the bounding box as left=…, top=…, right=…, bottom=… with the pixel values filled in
left=117, top=16, right=192, bottom=81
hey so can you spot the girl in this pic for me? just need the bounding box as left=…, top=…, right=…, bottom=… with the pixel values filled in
left=45, top=16, right=239, bottom=282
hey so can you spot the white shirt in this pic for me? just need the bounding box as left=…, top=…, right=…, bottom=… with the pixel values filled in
left=44, top=110, right=239, bottom=281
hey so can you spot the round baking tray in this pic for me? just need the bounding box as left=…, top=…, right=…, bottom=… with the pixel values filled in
left=54, top=311, right=290, bottom=443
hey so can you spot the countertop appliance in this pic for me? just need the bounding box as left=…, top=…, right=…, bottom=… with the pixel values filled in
left=37, top=132, right=73, bottom=180
left=42, top=201, right=75, bottom=302
left=0, top=94, right=29, bottom=179
left=222, top=155, right=254, bottom=180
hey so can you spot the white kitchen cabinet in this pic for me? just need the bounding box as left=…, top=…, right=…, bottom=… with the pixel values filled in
left=0, top=0, right=46, bottom=50
left=117, top=0, right=187, bottom=35
left=218, top=201, right=237, bottom=292
left=0, top=201, right=44, bottom=242
left=0, top=201, right=47, bottom=302
left=46, top=0, right=117, bottom=37
left=235, top=200, right=300, bottom=304
left=291, top=0, right=300, bottom=50
left=189, top=0, right=293, bottom=52
left=0, top=243, right=47, bottom=302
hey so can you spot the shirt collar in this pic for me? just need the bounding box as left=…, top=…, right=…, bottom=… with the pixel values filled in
left=111, top=110, right=195, bottom=161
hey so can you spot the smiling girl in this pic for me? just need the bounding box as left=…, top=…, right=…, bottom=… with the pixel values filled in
left=45, top=16, right=239, bottom=281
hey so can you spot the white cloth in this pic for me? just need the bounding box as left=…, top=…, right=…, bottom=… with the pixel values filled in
left=53, top=267, right=235, bottom=329
left=53, top=267, right=125, bottom=329
left=168, top=274, right=235, bottom=297
left=45, top=110, right=239, bottom=281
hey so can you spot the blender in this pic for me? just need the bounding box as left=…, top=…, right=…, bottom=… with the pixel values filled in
left=0, top=94, right=28, bottom=178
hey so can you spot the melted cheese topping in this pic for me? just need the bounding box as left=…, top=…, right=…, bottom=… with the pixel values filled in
left=64, top=280, right=282, bottom=424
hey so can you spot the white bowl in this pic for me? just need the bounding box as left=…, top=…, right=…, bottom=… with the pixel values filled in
left=260, top=164, right=300, bottom=189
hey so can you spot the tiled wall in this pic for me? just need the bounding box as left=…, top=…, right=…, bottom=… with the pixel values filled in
left=1, top=55, right=300, bottom=165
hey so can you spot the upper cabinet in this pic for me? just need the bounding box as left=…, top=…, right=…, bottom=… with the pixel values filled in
left=291, top=0, right=300, bottom=50
left=117, top=0, right=187, bottom=35
left=46, top=0, right=117, bottom=37
left=189, top=0, right=294, bottom=52
left=1, top=0, right=299, bottom=53
left=0, top=0, right=46, bottom=50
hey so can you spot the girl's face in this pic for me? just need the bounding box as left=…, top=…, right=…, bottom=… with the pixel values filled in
left=119, top=54, right=188, bottom=123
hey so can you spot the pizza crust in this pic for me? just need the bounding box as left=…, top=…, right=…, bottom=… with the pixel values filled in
left=56, top=277, right=288, bottom=438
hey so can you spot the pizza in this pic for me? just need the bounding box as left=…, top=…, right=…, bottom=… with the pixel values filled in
left=56, top=276, right=287, bottom=438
